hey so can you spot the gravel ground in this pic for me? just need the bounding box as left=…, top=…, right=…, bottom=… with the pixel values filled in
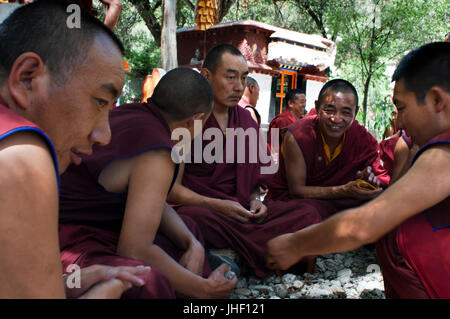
left=229, top=245, right=385, bottom=299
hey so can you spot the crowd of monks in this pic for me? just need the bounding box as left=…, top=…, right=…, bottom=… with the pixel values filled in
left=0, top=0, right=449, bottom=299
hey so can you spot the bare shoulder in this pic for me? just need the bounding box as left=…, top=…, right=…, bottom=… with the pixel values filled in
left=0, top=130, right=57, bottom=188
left=414, top=143, right=450, bottom=189
left=0, top=131, right=61, bottom=298
left=99, top=147, right=174, bottom=193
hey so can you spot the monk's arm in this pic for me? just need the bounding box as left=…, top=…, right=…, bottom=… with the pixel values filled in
left=0, top=132, right=65, bottom=298
left=167, top=161, right=217, bottom=209
left=158, top=202, right=205, bottom=275
left=391, top=137, right=420, bottom=183
left=99, top=0, right=122, bottom=30
left=284, top=132, right=354, bottom=199
left=167, top=162, right=254, bottom=222
left=117, top=150, right=233, bottom=298
left=267, top=144, right=450, bottom=270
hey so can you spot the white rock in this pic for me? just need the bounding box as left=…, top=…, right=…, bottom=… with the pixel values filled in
left=309, top=287, right=331, bottom=298
left=236, top=278, right=247, bottom=289
left=357, top=280, right=383, bottom=293
left=292, top=280, right=304, bottom=289
left=337, top=268, right=352, bottom=284
left=282, top=273, right=297, bottom=285
left=250, top=285, right=272, bottom=295
left=274, top=284, right=289, bottom=298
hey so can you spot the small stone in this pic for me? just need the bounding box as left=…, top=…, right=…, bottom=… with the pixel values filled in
left=289, top=292, right=303, bottom=299
left=236, top=277, right=247, bottom=289
left=234, top=288, right=252, bottom=296
left=315, top=259, right=326, bottom=272
left=308, top=287, right=331, bottom=298
left=292, top=280, right=304, bottom=289
left=250, top=285, right=272, bottom=295
left=344, top=257, right=353, bottom=267
left=225, top=270, right=236, bottom=280
left=248, top=276, right=260, bottom=286
left=282, top=273, right=297, bottom=285
left=357, top=280, right=383, bottom=293
left=337, top=268, right=352, bottom=284
left=274, top=284, right=289, bottom=298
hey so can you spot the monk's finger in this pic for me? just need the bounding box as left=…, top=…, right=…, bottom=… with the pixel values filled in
left=110, top=268, right=149, bottom=287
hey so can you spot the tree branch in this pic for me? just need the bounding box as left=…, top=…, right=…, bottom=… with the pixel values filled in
left=182, top=0, right=195, bottom=11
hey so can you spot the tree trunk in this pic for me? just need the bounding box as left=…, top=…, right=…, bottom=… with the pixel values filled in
left=161, top=0, right=178, bottom=71
left=362, top=73, right=372, bottom=127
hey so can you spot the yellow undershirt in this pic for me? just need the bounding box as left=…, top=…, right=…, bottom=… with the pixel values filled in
left=321, top=132, right=346, bottom=165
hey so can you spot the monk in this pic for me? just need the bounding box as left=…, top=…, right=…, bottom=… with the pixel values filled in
left=58, top=67, right=237, bottom=299
left=267, top=89, right=306, bottom=156
left=168, top=44, right=325, bottom=277
left=266, top=42, right=450, bottom=299
left=0, top=0, right=150, bottom=298
left=238, top=76, right=261, bottom=125
left=265, top=79, right=389, bottom=211
left=269, top=89, right=306, bottom=131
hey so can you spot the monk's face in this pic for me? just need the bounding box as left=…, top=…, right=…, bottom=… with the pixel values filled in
left=29, top=34, right=124, bottom=173
left=392, top=79, right=437, bottom=147
left=316, top=90, right=357, bottom=143
left=288, top=93, right=306, bottom=118
left=248, top=83, right=260, bottom=107
left=208, top=52, right=249, bottom=109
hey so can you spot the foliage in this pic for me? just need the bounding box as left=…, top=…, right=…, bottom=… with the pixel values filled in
left=104, top=0, right=448, bottom=132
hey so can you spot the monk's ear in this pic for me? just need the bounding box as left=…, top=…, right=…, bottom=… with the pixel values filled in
left=354, top=105, right=359, bottom=118
left=8, top=52, right=47, bottom=110
left=200, top=68, right=212, bottom=81
left=425, top=86, right=448, bottom=113
left=192, top=112, right=206, bottom=122
left=314, top=100, right=320, bottom=113
left=183, top=112, right=205, bottom=131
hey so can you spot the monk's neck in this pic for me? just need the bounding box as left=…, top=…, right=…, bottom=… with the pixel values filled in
left=213, top=104, right=230, bottom=132
left=321, top=134, right=343, bottom=155
left=289, top=108, right=302, bottom=120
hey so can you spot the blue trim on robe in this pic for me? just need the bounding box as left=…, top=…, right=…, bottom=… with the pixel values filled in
left=0, top=126, right=60, bottom=192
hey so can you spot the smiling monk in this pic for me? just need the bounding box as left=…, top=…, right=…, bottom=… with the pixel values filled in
left=264, top=80, right=390, bottom=261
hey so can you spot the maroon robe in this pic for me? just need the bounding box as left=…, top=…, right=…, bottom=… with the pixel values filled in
left=378, top=130, right=412, bottom=180
left=265, top=115, right=390, bottom=222
left=59, top=100, right=209, bottom=299
left=376, top=129, right=450, bottom=299
left=176, top=106, right=322, bottom=277
left=267, top=108, right=298, bottom=150
left=0, top=98, right=59, bottom=181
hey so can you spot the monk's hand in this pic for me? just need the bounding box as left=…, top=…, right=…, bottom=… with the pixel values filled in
left=65, top=264, right=150, bottom=299
left=355, top=166, right=381, bottom=189
left=179, top=238, right=205, bottom=276
left=200, top=264, right=238, bottom=299
left=342, top=180, right=383, bottom=200
left=211, top=199, right=254, bottom=223
left=249, top=198, right=268, bottom=223
left=265, top=233, right=302, bottom=271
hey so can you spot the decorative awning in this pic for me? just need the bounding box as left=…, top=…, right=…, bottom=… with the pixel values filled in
left=268, top=30, right=336, bottom=71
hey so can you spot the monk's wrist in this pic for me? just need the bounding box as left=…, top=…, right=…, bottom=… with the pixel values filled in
left=202, top=197, right=218, bottom=211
